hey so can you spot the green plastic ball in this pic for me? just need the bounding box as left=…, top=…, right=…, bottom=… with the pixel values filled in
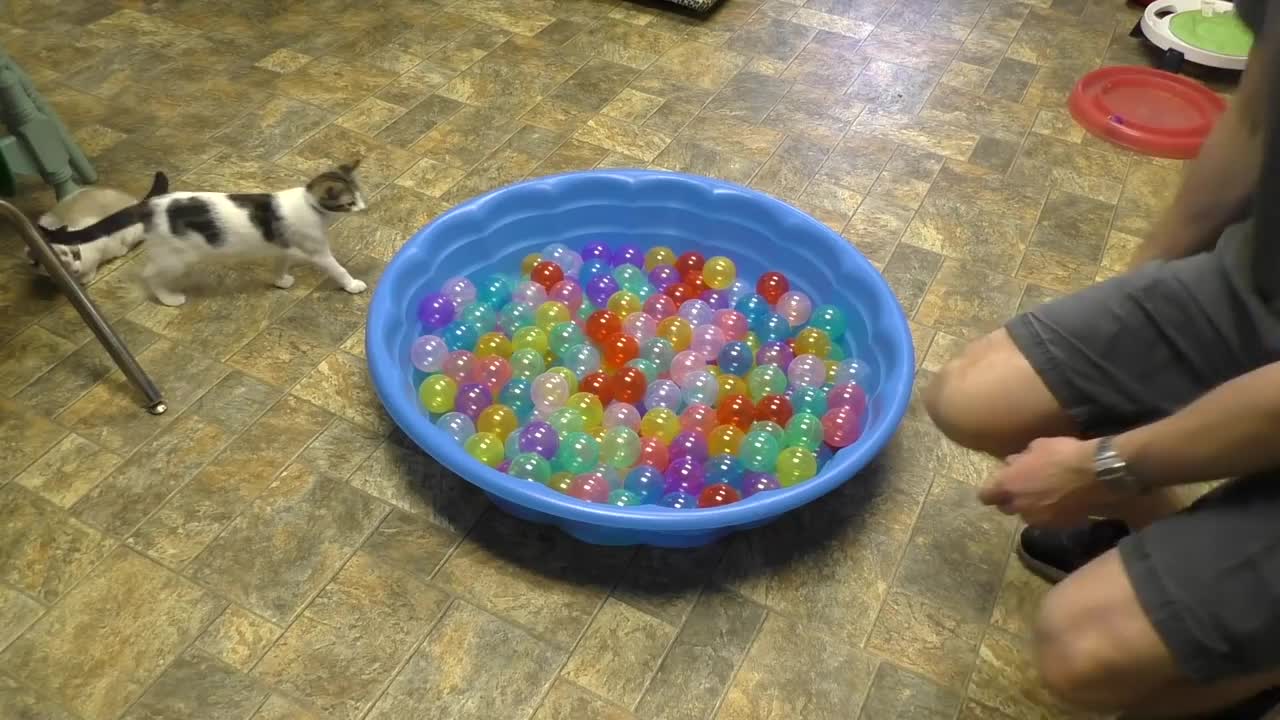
left=599, top=427, right=641, bottom=468
left=746, top=364, right=787, bottom=401
left=784, top=412, right=823, bottom=451
left=464, top=431, right=504, bottom=467
left=547, top=407, right=587, bottom=436
left=776, top=447, right=818, bottom=486
left=556, top=431, right=600, bottom=473
left=418, top=374, right=458, bottom=414
left=508, top=452, right=551, bottom=483
left=509, top=348, right=546, bottom=381
left=739, top=430, right=780, bottom=472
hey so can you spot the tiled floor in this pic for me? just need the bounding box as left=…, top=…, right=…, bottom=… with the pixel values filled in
left=0, top=0, right=1213, bottom=718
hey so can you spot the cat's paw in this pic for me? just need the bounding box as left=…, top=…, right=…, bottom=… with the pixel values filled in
left=343, top=279, right=367, bottom=294
left=274, top=274, right=295, bottom=289
left=154, top=289, right=187, bottom=307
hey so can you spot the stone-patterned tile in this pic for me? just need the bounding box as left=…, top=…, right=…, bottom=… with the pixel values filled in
left=376, top=60, right=461, bottom=108
left=612, top=544, right=727, bottom=626
left=255, top=48, right=315, bottom=74
left=227, top=325, right=334, bottom=389
left=574, top=114, right=674, bottom=163
left=195, top=604, right=283, bottom=672
left=602, top=88, right=667, bottom=124
left=1032, top=107, right=1086, bottom=143
left=1009, top=133, right=1129, bottom=204
left=991, top=551, right=1050, bottom=639
left=1008, top=8, right=1110, bottom=67
left=1113, top=161, right=1181, bottom=240
left=922, top=84, right=1039, bottom=144
left=643, top=40, right=749, bottom=92
left=365, top=601, right=564, bottom=720
left=969, top=135, right=1022, bottom=174
left=762, top=83, right=864, bottom=149
left=345, top=434, right=489, bottom=535
left=441, top=147, right=544, bottom=203
left=1018, top=283, right=1064, bottom=315
left=454, top=0, right=557, bottom=36
left=848, top=60, right=939, bottom=114
left=266, top=257, right=383, bottom=348
left=726, top=16, right=816, bottom=62
left=414, top=104, right=525, bottom=169
left=36, top=265, right=152, bottom=346
left=916, top=259, right=1025, bottom=339
left=0, top=548, right=224, bottom=720
left=548, top=58, right=640, bottom=112
left=13, top=433, right=121, bottom=509
left=985, top=57, right=1039, bottom=102
left=360, top=509, right=463, bottom=581
left=857, top=26, right=961, bottom=75
left=560, top=18, right=684, bottom=69
left=186, top=463, right=388, bottom=623
left=705, top=71, right=792, bottom=124
left=941, top=60, right=994, bottom=92
left=922, top=332, right=969, bottom=374
left=886, top=145, right=947, bottom=183
left=884, top=243, right=944, bottom=314
left=1022, top=63, right=1097, bottom=109
left=179, top=155, right=308, bottom=196
left=277, top=124, right=421, bottom=196
left=843, top=197, right=915, bottom=265
left=276, top=55, right=399, bottom=112
left=791, top=8, right=877, bottom=38
left=904, top=163, right=1042, bottom=274
left=435, top=511, right=632, bottom=647
left=254, top=552, right=450, bottom=720
left=121, top=649, right=268, bottom=720
left=563, top=598, right=675, bottom=708
left=0, top=673, right=79, bottom=720
left=853, top=107, right=980, bottom=160
left=780, top=37, right=868, bottom=93
left=185, top=371, right=283, bottom=435
left=296, top=416, right=385, bottom=481
left=71, top=414, right=231, bottom=537
left=212, top=96, right=334, bottom=161
left=817, top=132, right=897, bottom=193
left=1018, top=248, right=1098, bottom=293
left=1102, top=229, right=1144, bottom=273
left=251, top=693, right=321, bottom=720
left=534, top=679, right=635, bottom=720
left=438, top=38, right=581, bottom=115
left=536, top=18, right=588, bottom=46
left=652, top=138, right=761, bottom=185
left=394, top=156, right=469, bottom=198
left=291, top=351, right=392, bottom=434
left=958, top=700, right=1018, bottom=720
left=372, top=94, right=465, bottom=150
left=0, top=325, right=77, bottom=397
left=0, top=583, right=43, bottom=651
left=751, top=135, right=830, bottom=201
left=865, top=590, right=985, bottom=691
left=858, top=663, right=964, bottom=720
left=968, top=627, right=1082, bottom=719
left=127, top=396, right=333, bottom=567
left=0, top=484, right=114, bottom=604
left=635, top=588, right=765, bottom=720
left=869, top=172, right=933, bottom=210
left=717, top=611, right=877, bottom=720
left=533, top=139, right=613, bottom=176
left=803, top=180, right=866, bottom=223
left=910, top=322, right=938, bottom=369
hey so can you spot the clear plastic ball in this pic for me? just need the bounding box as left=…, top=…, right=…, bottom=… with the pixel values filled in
left=787, top=354, right=828, bottom=389
left=435, top=412, right=475, bottom=443
left=677, top=299, right=714, bottom=327
left=410, top=335, right=449, bottom=373
left=644, top=379, right=684, bottom=413
left=681, top=370, right=719, bottom=407
left=690, top=324, right=727, bottom=357
left=531, top=372, right=571, bottom=409
left=776, top=291, right=813, bottom=327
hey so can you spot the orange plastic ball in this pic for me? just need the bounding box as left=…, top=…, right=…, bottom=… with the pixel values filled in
left=602, top=332, right=639, bottom=368
left=637, top=436, right=670, bottom=470
left=530, top=260, right=565, bottom=291
left=663, top=282, right=696, bottom=305
left=717, top=394, right=755, bottom=431
left=708, top=424, right=745, bottom=455
left=675, top=251, right=705, bottom=279
left=579, top=371, right=614, bottom=405
left=755, top=394, right=794, bottom=426
left=684, top=269, right=708, bottom=295
left=613, top=366, right=648, bottom=404
left=585, top=310, right=622, bottom=344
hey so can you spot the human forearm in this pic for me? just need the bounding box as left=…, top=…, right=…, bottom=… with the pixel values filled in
left=1113, top=362, right=1280, bottom=487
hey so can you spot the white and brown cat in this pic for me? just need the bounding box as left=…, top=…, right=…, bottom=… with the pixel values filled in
left=45, top=160, right=370, bottom=306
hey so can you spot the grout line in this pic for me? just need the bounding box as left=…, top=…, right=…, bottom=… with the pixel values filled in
left=629, top=583, right=705, bottom=712
left=353, top=596, right=458, bottom=720
left=705, top=599, right=768, bottom=720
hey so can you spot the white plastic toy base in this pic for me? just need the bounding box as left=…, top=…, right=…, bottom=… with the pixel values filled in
left=1140, top=0, right=1249, bottom=70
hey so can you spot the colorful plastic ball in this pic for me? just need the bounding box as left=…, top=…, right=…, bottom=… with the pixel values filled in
left=775, top=291, right=813, bottom=327
left=626, top=358, right=660, bottom=384
left=754, top=394, right=794, bottom=427
left=613, top=265, right=646, bottom=293
left=611, top=244, right=643, bottom=268
left=756, top=341, right=794, bottom=369
left=577, top=369, right=612, bottom=402
left=640, top=407, right=681, bottom=444
left=644, top=379, right=684, bottom=413
left=637, top=436, right=670, bottom=470
left=784, top=412, right=823, bottom=451
left=749, top=420, right=786, bottom=446
left=585, top=310, right=621, bottom=344
left=508, top=452, right=552, bottom=483
left=499, top=378, right=534, bottom=418
left=690, top=324, right=727, bottom=357
left=754, top=313, right=791, bottom=344
left=585, top=274, right=620, bottom=307
left=436, top=412, right=475, bottom=443
left=794, top=327, right=832, bottom=358
left=698, top=483, right=742, bottom=507
left=603, top=402, right=642, bottom=430
left=442, top=321, right=479, bottom=351
left=565, top=392, right=605, bottom=429
left=707, top=424, right=745, bottom=456
left=511, top=327, right=549, bottom=357
left=717, top=394, right=755, bottom=431
left=582, top=241, right=612, bottom=262
left=581, top=257, right=612, bottom=280
left=717, top=341, right=754, bottom=376
left=718, top=373, right=748, bottom=400
left=669, top=350, right=708, bottom=386
left=667, top=431, right=708, bottom=464
left=675, top=251, right=705, bottom=278
left=747, top=365, right=788, bottom=401
left=756, top=271, right=790, bottom=304
left=419, top=374, right=458, bottom=414
left=742, top=471, right=781, bottom=497
left=713, top=309, right=749, bottom=341
left=530, top=372, right=571, bottom=410
left=530, top=260, right=564, bottom=291
left=705, top=453, right=745, bottom=488
left=441, top=276, right=477, bottom=308
left=787, top=354, right=827, bottom=389
left=726, top=278, right=752, bottom=301
left=474, top=332, right=513, bottom=359
left=454, top=382, right=493, bottom=420
left=621, top=312, right=657, bottom=343
left=677, top=299, right=714, bottom=327
left=735, top=293, right=771, bottom=323
left=513, top=281, right=547, bottom=306
left=645, top=246, right=676, bottom=271
left=563, top=344, right=602, bottom=379
left=410, top=335, right=449, bottom=373
left=599, top=427, right=641, bottom=468
left=469, top=356, right=512, bottom=393
left=832, top=358, right=867, bottom=387
left=643, top=293, right=677, bottom=319
left=681, top=370, right=719, bottom=407
left=547, top=407, right=586, bottom=436
left=656, top=316, right=692, bottom=351
left=776, top=447, right=818, bottom=486
left=739, top=430, right=781, bottom=472
left=743, top=332, right=761, bottom=355
left=540, top=242, right=575, bottom=271
left=418, top=292, right=455, bottom=330
left=475, top=402, right=517, bottom=441
left=809, top=305, right=847, bottom=339
left=663, top=455, right=705, bottom=495
left=606, top=488, right=643, bottom=506
left=461, top=431, right=503, bottom=468
left=516, top=420, right=560, bottom=460
left=648, top=264, right=681, bottom=291
left=529, top=303, right=564, bottom=333
left=498, top=302, right=537, bottom=333
left=680, top=404, right=718, bottom=436
left=457, top=302, right=496, bottom=332
left=822, top=405, right=863, bottom=447
left=546, top=279, right=583, bottom=312
left=568, top=472, right=610, bottom=503
left=607, top=290, right=642, bottom=316
left=609, top=366, right=645, bottom=404
left=509, top=348, right=547, bottom=382
left=521, top=253, right=542, bottom=275
left=546, top=472, right=574, bottom=494
left=555, top=431, right=600, bottom=473
left=475, top=274, right=512, bottom=309
left=602, top=332, right=639, bottom=368
left=790, top=386, right=828, bottom=416
left=624, top=465, right=665, bottom=502
left=639, top=337, right=676, bottom=369
left=827, top=383, right=868, bottom=415
left=702, top=256, right=736, bottom=290
left=548, top=321, right=586, bottom=356
left=702, top=289, right=732, bottom=310
left=658, top=491, right=697, bottom=509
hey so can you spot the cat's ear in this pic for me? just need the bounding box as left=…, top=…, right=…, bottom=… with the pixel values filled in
left=338, top=158, right=363, bottom=175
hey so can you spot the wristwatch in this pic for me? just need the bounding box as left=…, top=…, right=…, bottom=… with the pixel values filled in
left=1094, top=436, right=1147, bottom=496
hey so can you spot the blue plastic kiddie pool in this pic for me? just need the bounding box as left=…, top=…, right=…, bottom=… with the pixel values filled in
left=366, top=170, right=913, bottom=547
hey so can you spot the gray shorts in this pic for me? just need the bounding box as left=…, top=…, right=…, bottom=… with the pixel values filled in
left=1006, top=237, right=1280, bottom=683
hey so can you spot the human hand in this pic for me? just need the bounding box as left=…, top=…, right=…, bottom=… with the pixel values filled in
left=978, top=437, right=1114, bottom=527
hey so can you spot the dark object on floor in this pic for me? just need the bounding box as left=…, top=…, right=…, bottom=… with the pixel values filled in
left=658, top=0, right=723, bottom=10
left=1016, top=519, right=1131, bottom=583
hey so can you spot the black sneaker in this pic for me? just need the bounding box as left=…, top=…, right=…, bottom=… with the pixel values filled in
left=1016, top=519, right=1131, bottom=583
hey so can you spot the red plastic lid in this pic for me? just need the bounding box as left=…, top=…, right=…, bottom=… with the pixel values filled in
left=1068, top=66, right=1227, bottom=159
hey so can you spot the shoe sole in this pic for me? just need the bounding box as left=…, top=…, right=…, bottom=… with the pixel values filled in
left=1016, top=540, right=1070, bottom=584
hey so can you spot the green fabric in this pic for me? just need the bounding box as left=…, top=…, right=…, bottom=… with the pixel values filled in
left=1169, top=9, right=1253, bottom=57
left=0, top=145, right=13, bottom=197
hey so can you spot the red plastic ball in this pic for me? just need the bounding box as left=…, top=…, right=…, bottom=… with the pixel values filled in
left=684, top=269, right=708, bottom=295
left=579, top=371, right=614, bottom=405
left=602, top=332, right=639, bottom=368
left=784, top=337, right=796, bottom=355
left=585, top=310, right=621, bottom=344
left=675, top=251, right=705, bottom=279
left=698, top=483, right=742, bottom=507
left=664, top=283, right=696, bottom=305
left=638, top=436, right=669, bottom=471
left=717, top=394, right=755, bottom=431
left=755, top=394, right=793, bottom=426
left=757, top=271, right=790, bottom=305
left=530, top=261, right=565, bottom=291
left=613, top=366, right=648, bottom=404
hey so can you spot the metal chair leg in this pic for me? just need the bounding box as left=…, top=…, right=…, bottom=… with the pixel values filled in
left=1, top=200, right=166, bottom=414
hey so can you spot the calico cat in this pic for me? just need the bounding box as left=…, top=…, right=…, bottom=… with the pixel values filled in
left=47, top=160, right=369, bottom=307
left=30, top=171, right=169, bottom=283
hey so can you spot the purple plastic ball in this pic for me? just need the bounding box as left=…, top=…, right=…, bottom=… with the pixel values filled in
left=742, top=471, right=781, bottom=497
left=455, top=383, right=493, bottom=419
left=585, top=273, right=620, bottom=306
left=668, top=431, right=709, bottom=463
left=702, top=289, right=733, bottom=310
left=612, top=244, right=643, bottom=268
left=417, top=292, right=455, bottom=331
left=498, top=460, right=512, bottom=473
left=648, top=265, right=680, bottom=291
left=658, top=491, right=697, bottom=509
left=663, top=455, right=705, bottom=496
left=757, top=342, right=795, bottom=369
left=582, top=241, right=611, bottom=261
left=518, top=421, right=560, bottom=460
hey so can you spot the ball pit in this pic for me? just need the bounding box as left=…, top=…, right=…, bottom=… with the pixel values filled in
left=367, top=170, right=913, bottom=547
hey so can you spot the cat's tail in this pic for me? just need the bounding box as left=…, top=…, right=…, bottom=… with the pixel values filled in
left=44, top=172, right=170, bottom=247
left=144, top=171, right=169, bottom=200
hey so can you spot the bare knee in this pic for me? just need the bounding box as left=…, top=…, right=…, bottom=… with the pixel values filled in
left=924, top=350, right=1017, bottom=456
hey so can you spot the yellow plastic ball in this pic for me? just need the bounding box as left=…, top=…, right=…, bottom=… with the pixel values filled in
left=520, top=253, right=541, bottom=276
left=640, top=407, right=681, bottom=444
left=535, top=301, right=571, bottom=331
left=656, top=316, right=693, bottom=351
left=645, top=246, right=676, bottom=271
left=511, top=326, right=549, bottom=355
left=825, top=360, right=840, bottom=385
left=547, top=366, right=578, bottom=391
left=476, top=404, right=518, bottom=439
left=708, top=424, right=745, bottom=455
left=718, top=373, right=747, bottom=399
left=475, top=332, right=512, bottom=358
left=702, top=256, right=736, bottom=290
left=547, top=472, right=574, bottom=493
left=463, top=431, right=504, bottom=467
left=607, top=290, right=642, bottom=316
left=777, top=447, right=818, bottom=486
left=566, top=391, right=605, bottom=429
left=418, top=374, right=457, bottom=414
left=794, top=327, right=832, bottom=358
left=743, top=332, right=761, bottom=355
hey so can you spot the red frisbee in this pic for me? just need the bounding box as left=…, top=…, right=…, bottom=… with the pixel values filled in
left=1068, top=66, right=1227, bottom=159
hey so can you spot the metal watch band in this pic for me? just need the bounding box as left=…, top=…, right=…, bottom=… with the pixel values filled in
left=1094, top=436, right=1146, bottom=495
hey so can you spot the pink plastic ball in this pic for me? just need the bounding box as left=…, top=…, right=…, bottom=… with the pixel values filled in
left=677, top=299, right=714, bottom=327
left=549, top=279, right=584, bottom=312
left=713, top=309, right=748, bottom=341
left=470, top=356, right=512, bottom=393
left=680, top=403, right=718, bottom=436
left=787, top=354, right=827, bottom=389
left=828, top=383, right=868, bottom=416
left=756, top=342, right=794, bottom=369
left=622, top=312, right=658, bottom=343
left=644, top=294, right=677, bottom=319
left=410, top=335, right=449, bottom=373
left=670, top=350, right=709, bottom=386
left=513, top=281, right=547, bottom=306
left=442, top=276, right=476, bottom=307
left=441, top=350, right=475, bottom=382
left=603, top=402, right=642, bottom=430
left=822, top=405, right=863, bottom=447
left=568, top=472, right=611, bottom=503
left=690, top=324, right=727, bottom=357
left=776, top=291, right=813, bottom=327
